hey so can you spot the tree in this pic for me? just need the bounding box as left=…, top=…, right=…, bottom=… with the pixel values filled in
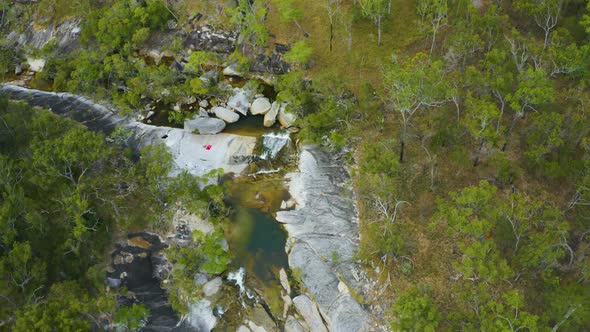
left=480, top=290, right=540, bottom=331
left=358, top=0, right=389, bottom=46
left=323, top=0, right=341, bottom=51
left=382, top=53, right=453, bottom=162
left=391, top=287, right=441, bottom=331
left=13, top=281, right=115, bottom=332
left=525, top=111, right=563, bottom=165
left=0, top=242, right=46, bottom=295
left=416, top=0, right=448, bottom=54
left=228, top=0, right=269, bottom=48
left=464, top=93, right=503, bottom=166
left=514, top=0, right=564, bottom=49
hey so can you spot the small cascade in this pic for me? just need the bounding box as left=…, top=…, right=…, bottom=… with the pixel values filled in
left=228, top=267, right=246, bottom=295
left=259, top=131, right=291, bottom=160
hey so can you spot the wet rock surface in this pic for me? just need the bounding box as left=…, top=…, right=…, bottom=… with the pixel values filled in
left=108, top=233, right=179, bottom=331
left=276, top=145, right=372, bottom=332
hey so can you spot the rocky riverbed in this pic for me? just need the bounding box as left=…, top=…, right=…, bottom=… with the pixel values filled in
left=1, top=85, right=374, bottom=331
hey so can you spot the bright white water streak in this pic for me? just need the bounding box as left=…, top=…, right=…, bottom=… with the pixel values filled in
left=227, top=267, right=246, bottom=295
left=260, top=131, right=291, bottom=160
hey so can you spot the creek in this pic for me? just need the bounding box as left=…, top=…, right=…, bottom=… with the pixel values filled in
left=0, top=81, right=296, bottom=331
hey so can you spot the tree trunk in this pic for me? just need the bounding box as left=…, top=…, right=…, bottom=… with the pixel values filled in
left=473, top=139, right=485, bottom=167
left=543, top=28, right=550, bottom=51
left=377, top=16, right=382, bottom=46
left=430, top=23, right=438, bottom=55
left=330, top=22, right=333, bottom=51
left=399, top=140, right=405, bottom=163
left=502, top=113, right=519, bottom=152
left=400, top=121, right=407, bottom=162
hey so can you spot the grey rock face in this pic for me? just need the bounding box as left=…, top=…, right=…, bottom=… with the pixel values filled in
left=183, top=25, right=236, bottom=53
left=250, top=97, right=272, bottom=115
left=292, top=295, right=328, bottom=332
left=202, top=277, right=222, bottom=297
left=285, top=316, right=308, bottom=332
left=227, top=89, right=251, bottom=116
left=276, top=146, right=371, bottom=332
left=8, top=19, right=81, bottom=52
left=213, top=106, right=240, bottom=123
left=184, top=117, right=226, bottom=134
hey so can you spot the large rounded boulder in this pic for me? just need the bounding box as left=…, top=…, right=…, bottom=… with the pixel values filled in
left=213, top=106, right=240, bottom=123
left=184, top=117, right=226, bottom=134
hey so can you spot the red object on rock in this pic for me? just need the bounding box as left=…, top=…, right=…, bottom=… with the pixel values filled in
left=205, top=144, right=212, bottom=150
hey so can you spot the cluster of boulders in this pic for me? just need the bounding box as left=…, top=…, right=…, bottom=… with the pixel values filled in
left=183, top=86, right=298, bottom=135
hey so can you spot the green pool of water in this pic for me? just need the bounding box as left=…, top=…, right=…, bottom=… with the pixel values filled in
left=225, top=176, right=291, bottom=317
left=228, top=207, right=288, bottom=282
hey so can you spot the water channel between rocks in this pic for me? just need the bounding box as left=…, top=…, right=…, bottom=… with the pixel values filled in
left=1, top=81, right=297, bottom=331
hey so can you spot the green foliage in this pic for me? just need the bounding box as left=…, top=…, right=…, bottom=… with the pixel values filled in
left=186, top=51, right=220, bottom=73
left=81, top=0, right=172, bottom=54
left=464, top=93, right=503, bottom=147
left=0, top=37, right=20, bottom=77
left=391, top=286, right=441, bottom=332
left=479, top=290, right=540, bottom=331
left=284, top=40, right=313, bottom=68
left=227, top=0, right=269, bottom=48
left=14, top=281, right=115, bottom=332
left=276, top=71, right=313, bottom=115
left=359, top=139, right=400, bottom=178
left=273, top=0, right=303, bottom=22
left=525, top=111, right=564, bottom=164
left=507, top=68, right=554, bottom=114
left=115, top=304, right=150, bottom=331
left=194, top=230, right=231, bottom=275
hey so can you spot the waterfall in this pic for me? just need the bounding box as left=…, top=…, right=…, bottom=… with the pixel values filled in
left=228, top=267, right=246, bottom=295
left=259, top=131, right=291, bottom=160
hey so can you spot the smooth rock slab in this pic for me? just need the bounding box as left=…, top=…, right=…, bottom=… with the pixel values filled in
left=184, top=117, right=226, bottom=134
left=213, top=106, right=240, bottom=123
left=285, top=315, right=308, bottom=332
left=250, top=97, right=271, bottom=115
left=292, top=295, right=328, bottom=332
left=276, top=146, right=371, bottom=332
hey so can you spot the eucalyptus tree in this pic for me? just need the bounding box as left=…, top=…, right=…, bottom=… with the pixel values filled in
left=358, top=0, right=389, bottom=46
left=323, top=0, right=341, bottom=51
left=416, top=0, right=448, bottom=54
left=382, top=53, right=454, bottom=162
left=515, top=0, right=564, bottom=49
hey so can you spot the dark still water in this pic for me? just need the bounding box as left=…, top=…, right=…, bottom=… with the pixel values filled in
left=228, top=206, right=288, bottom=283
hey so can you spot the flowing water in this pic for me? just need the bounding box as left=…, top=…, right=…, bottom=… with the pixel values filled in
left=259, top=131, right=291, bottom=160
